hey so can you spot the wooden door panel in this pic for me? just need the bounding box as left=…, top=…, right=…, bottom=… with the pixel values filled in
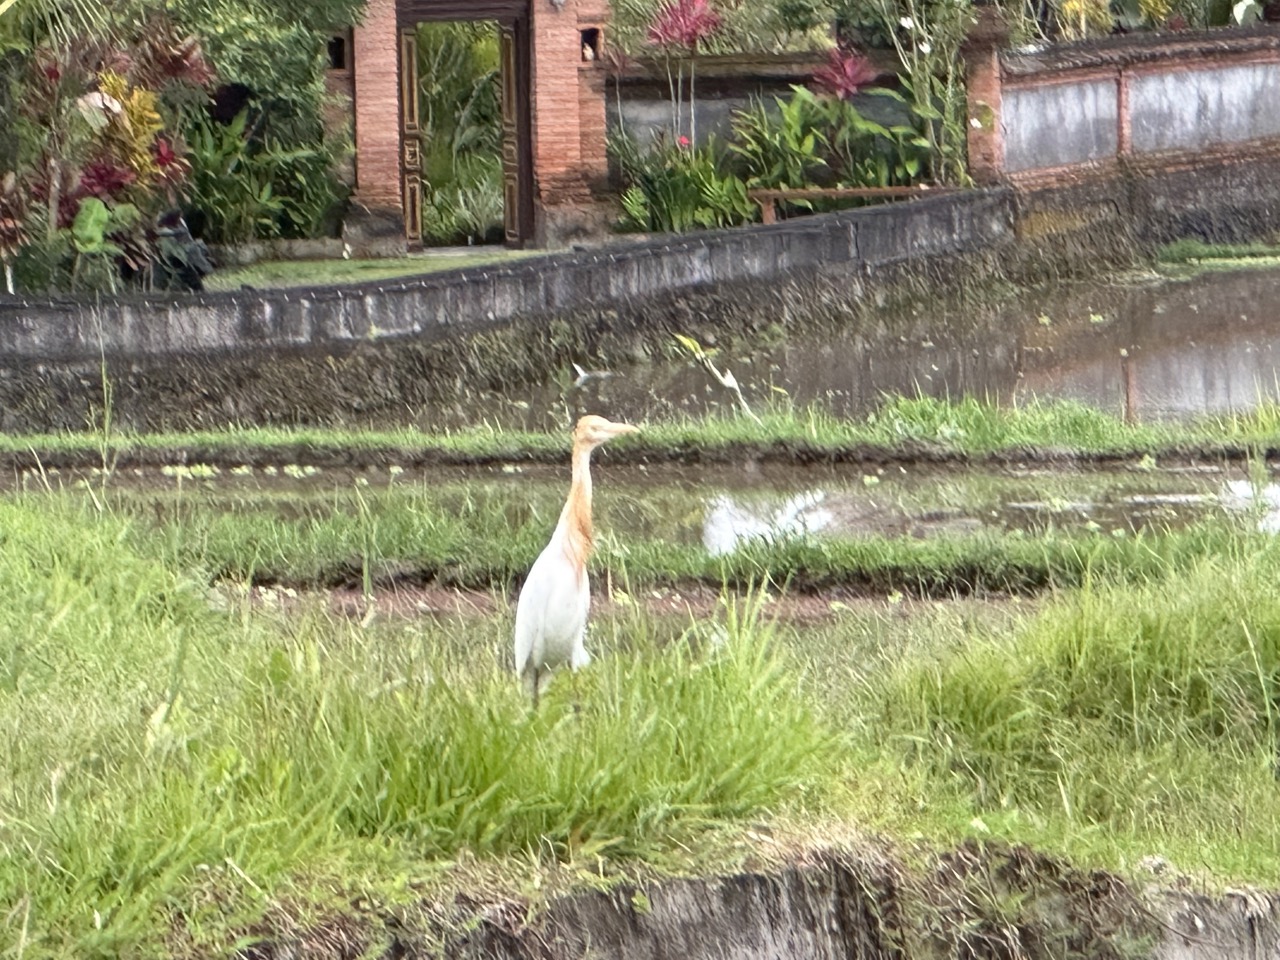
left=399, top=27, right=423, bottom=245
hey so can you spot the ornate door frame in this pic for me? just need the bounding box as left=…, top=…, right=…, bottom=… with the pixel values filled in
left=396, top=0, right=535, bottom=247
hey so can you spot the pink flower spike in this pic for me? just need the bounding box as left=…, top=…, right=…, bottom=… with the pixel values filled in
left=811, top=48, right=881, bottom=100
left=678, top=135, right=691, bottom=147
left=647, top=0, right=723, bottom=51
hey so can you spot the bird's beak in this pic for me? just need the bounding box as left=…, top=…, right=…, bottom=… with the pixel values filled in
left=607, top=422, right=640, bottom=438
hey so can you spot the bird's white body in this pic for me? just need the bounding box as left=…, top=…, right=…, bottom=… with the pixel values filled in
left=513, top=415, right=636, bottom=699
left=514, top=522, right=592, bottom=692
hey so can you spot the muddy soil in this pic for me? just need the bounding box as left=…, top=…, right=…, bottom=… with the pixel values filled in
left=302, top=581, right=1007, bottom=625
left=222, top=840, right=1277, bottom=960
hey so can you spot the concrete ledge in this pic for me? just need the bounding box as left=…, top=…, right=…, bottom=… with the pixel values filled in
left=0, top=189, right=1017, bottom=364
left=0, top=145, right=1278, bottom=432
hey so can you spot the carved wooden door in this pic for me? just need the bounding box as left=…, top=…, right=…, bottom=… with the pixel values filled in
left=399, top=26, right=423, bottom=245
left=498, top=23, right=520, bottom=245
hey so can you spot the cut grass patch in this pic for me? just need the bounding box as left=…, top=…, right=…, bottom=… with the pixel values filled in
left=204, top=250, right=540, bottom=292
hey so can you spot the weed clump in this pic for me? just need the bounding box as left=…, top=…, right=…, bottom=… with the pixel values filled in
left=0, top=503, right=832, bottom=955
left=872, top=539, right=1280, bottom=847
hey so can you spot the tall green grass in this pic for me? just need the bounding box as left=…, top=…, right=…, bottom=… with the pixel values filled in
left=10, top=394, right=1280, bottom=464
left=864, top=535, right=1280, bottom=873
left=0, top=497, right=832, bottom=955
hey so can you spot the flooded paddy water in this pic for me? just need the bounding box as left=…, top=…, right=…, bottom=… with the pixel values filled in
left=478, top=264, right=1280, bottom=430
left=36, top=456, right=1280, bottom=554
left=22, top=264, right=1280, bottom=579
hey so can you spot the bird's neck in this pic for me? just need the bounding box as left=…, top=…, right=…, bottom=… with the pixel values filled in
left=559, top=442, right=594, bottom=569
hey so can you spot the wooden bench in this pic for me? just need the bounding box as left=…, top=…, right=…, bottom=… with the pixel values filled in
left=747, top=185, right=958, bottom=225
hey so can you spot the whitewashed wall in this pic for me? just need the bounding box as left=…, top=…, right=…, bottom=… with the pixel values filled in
left=1003, top=80, right=1118, bottom=171
left=1000, top=51, right=1280, bottom=174
left=1130, top=61, right=1280, bottom=152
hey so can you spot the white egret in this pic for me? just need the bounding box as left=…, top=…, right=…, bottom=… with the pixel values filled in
left=514, top=415, right=639, bottom=700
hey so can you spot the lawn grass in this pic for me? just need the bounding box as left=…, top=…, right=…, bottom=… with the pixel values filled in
left=203, top=249, right=540, bottom=292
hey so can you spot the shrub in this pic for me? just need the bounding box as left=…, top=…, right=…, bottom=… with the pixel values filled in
left=182, top=108, right=347, bottom=245
left=612, top=133, right=756, bottom=233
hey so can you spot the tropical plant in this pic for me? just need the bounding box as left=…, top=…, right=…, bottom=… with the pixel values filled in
left=183, top=108, right=283, bottom=244
left=646, top=0, right=723, bottom=144
left=810, top=46, right=880, bottom=101
left=2, top=14, right=213, bottom=292
left=612, top=133, right=755, bottom=233
left=872, top=0, right=971, bottom=184
left=823, top=92, right=930, bottom=186
left=423, top=155, right=505, bottom=245
left=729, top=86, right=829, bottom=189
left=181, top=106, right=346, bottom=244
left=610, top=0, right=830, bottom=54
left=416, top=21, right=503, bottom=246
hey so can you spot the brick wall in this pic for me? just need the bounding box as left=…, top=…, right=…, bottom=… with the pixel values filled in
left=348, top=0, right=612, bottom=246
left=961, top=8, right=1008, bottom=186
left=530, top=3, right=587, bottom=205
left=352, top=0, right=405, bottom=212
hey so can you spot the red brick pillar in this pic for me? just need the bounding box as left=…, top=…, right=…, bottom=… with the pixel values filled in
left=348, top=0, right=407, bottom=254
left=961, top=5, right=1010, bottom=186
left=529, top=0, right=611, bottom=246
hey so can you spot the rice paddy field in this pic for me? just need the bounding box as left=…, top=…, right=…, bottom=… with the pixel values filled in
left=4, top=395, right=1280, bottom=956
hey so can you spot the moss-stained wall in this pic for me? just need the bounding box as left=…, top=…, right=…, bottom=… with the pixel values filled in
left=0, top=145, right=1278, bottom=433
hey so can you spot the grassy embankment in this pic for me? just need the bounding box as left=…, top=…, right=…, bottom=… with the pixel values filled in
left=1156, top=238, right=1280, bottom=273
left=9, top=393, right=1280, bottom=469
left=5, top=397, right=1280, bottom=954
left=18, top=395, right=1280, bottom=597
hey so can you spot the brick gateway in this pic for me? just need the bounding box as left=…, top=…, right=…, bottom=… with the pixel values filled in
left=344, top=0, right=612, bottom=250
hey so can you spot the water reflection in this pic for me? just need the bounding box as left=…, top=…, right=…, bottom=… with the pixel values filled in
left=1219, top=479, right=1280, bottom=533
left=703, top=490, right=833, bottom=557
left=488, top=266, right=1280, bottom=431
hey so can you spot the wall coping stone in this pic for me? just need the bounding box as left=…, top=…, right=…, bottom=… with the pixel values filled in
left=0, top=189, right=1017, bottom=363
left=1000, top=23, right=1280, bottom=77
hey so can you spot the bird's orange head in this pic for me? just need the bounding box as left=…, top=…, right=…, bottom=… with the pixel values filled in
left=572, top=415, right=639, bottom=450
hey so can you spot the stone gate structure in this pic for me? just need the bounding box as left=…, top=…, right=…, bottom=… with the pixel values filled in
left=333, top=0, right=611, bottom=251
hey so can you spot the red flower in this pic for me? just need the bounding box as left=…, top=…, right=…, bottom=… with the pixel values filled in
left=647, top=0, right=723, bottom=50
left=811, top=48, right=880, bottom=100
left=678, top=135, right=691, bottom=147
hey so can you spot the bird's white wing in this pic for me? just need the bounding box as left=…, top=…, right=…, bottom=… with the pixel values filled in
left=514, top=541, right=589, bottom=676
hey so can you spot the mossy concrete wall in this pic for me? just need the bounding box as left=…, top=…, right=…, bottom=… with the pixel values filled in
left=0, top=146, right=1278, bottom=432
left=242, top=845, right=1280, bottom=960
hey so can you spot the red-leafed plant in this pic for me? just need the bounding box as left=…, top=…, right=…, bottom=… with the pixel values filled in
left=646, top=0, right=724, bottom=145
left=811, top=47, right=880, bottom=101
left=647, top=0, right=722, bottom=49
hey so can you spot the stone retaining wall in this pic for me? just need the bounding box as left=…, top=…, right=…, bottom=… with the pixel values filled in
left=1, top=137, right=1279, bottom=431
